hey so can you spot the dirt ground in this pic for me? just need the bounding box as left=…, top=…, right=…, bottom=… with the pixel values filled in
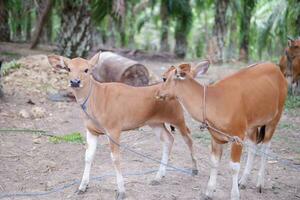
left=0, top=43, right=300, bottom=200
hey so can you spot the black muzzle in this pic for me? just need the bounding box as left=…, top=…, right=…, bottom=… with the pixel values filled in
left=70, top=79, right=81, bottom=88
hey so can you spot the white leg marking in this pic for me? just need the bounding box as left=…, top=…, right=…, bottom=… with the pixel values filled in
left=205, top=154, right=219, bottom=198
left=79, top=130, right=98, bottom=191
left=111, top=152, right=125, bottom=193
left=152, top=125, right=173, bottom=180
left=239, top=140, right=256, bottom=186
left=257, top=142, right=271, bottom=190
left=230, top=161, right=241, bottom=200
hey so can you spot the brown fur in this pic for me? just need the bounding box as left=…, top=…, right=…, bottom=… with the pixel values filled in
left=47, top=52, right=198, bottom=197
left=279, top=38, right=300, bottom=93
left=158, top=61, right=288, bottom=198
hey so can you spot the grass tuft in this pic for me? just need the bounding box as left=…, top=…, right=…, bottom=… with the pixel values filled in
left=285, top=95, right=300, bottom=110
left=1, top=60, right=22, bottom=76
left=49, top=132, right=84, bottom=144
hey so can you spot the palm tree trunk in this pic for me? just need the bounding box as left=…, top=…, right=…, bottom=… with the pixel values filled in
left=296, top=0, right=300, bottom=35
left=239, top=0, right=256, bottom=62
left=174, top=0, right=192, bottom=58
left=26, top=13, right=31, bottom=41
left=160, top=0, right=169, bottom=52
left=209, top=0, right=229, bottom=63
left=0, top=0, right=10, bottom=41
left=107, top=16, right=116, bottom=48
left=58, top=1, right=92, bottom=58
left=30, top=0, right=53, bottom=49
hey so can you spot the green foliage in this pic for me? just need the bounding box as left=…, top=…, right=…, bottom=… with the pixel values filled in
left=91, top=0, right=113, bottom=24
left=1, top=60, right=22, bottom=76
left=2, top=0, right=299, bottom=60
left=49, top=132, right=84, bottom=144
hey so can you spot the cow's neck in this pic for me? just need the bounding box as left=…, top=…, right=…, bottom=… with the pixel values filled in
left=174, top=79, right=207, bottom=122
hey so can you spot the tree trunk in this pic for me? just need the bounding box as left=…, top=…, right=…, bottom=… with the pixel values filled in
left=174, top=30, right=187, bottom=58
left=239, top=0, right=255, bottom=62
left=58, top=1, right=92, bottom=58
left=160, top=0, right=169, bottom=52
left=92, top=52, right=149, bottom=86
left=0, top=0, right=10, bottom=41
left=107, top=16, right=116, bottom=48
left=174, top=0, right=192, bottom=58
left=37, top=0, right=53, bottom=44
left=209, top=0, right=229, bottom=63
left=30, top=0, right=53, bottom=49
left=296, top=0, right=300, bottom=35
left=117, top=20, right=126, bottom=47
left=26, top=13, right=31, bottom=41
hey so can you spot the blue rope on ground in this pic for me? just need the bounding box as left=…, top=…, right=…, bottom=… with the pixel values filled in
left=0, top=168, right=189, bottom=199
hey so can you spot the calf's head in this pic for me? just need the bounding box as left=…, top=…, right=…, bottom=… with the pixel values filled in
left=47, top=53, right=100, bottom=89
left=285, top=38, right=300, bottom=92
left=157, top=60, right=210, bottom=100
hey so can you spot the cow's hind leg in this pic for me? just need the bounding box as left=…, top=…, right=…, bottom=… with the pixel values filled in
left=257, top=114, right=281, bottom=193
left=239, top=129, right=257, bottom=189
left=78, top=130, right=98, bottom=193
left=177, top=122, right=198, bottom=175
left=150, top=123, right=174, bottom=184
left=256, top=141, right=271, bottom=193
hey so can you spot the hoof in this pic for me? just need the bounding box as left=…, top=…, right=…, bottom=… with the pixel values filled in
left=203, top=195, right=213, bottom=200
left=150, top=179, right=161, bottom=186
left=76, top=188, right=87, bottom=195
left=257, top=186, right=262, bottom=193
left=192, top=169, right=199, bottom=176
left=238, top=183, right=246, bottom=190
left=116, top=191, right=126, bottom=200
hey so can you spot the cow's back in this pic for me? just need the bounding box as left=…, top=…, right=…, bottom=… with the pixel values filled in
left=89, top=81, right=185, bottom=130
left=213, top=63, right=287, bottom=127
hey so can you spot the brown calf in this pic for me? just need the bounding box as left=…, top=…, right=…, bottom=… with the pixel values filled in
left=157, top=62, right=287, bottom=200
left=279, top=37, right=300, bottom=94
left=47, top=53, right=198, bottom=199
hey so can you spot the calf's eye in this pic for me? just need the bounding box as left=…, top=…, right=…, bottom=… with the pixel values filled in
left=84, top=69, right=88, bottom=73
left=163, top=78, right=166, bottom=82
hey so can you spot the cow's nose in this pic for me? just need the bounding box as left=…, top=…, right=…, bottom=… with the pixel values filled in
left=70, top=79, right=81, bottom=88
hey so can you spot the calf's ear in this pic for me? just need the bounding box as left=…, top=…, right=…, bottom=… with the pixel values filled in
left=88, top=52, right=101, bottom=67
left=178, top=63, right=191, bottom=73
left=288, top=37, right=295, bottom=47
left=191, top=60, right=210, bottom=78
left=162, top=66, right=176, bottom=80
left=47, top=55, right=70, bottom=71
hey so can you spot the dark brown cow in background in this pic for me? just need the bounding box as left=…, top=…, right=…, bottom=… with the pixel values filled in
left=279, top=37, right=300, bottom=94
left=0, top=61, right=3, bottom=98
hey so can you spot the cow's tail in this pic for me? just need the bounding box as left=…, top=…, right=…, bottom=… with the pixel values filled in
left=256, top=125, right=266, bottom=144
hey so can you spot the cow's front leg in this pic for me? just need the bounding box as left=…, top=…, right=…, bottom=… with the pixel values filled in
left=78, top=130, right=98, bottom=193
left=230, top=143, right=243, bottom=200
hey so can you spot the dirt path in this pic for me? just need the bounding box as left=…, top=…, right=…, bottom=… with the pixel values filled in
left=0, top=53, right=300, bottom=200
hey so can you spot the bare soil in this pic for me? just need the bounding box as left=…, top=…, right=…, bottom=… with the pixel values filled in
left=0, top=43, right=299, bottom=200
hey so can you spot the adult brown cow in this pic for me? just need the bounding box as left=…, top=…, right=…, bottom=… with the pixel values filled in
left=279, top=37, right=300, bottom=94
left=157, top=62, right=287, bottom=200
left=47, top=53, right=198, bottom=200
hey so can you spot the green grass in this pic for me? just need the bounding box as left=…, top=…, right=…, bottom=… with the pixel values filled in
left=278, top=123, right=296, bottom=130
left=49, top=132, right=84, bottom=144
left=0, top=51, right=20, bottom=57
left=192, top=131, right=211, bottom=144
left=285, top=95, right=300, bottom=110
left=1, top=60, right=22, bottom=76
